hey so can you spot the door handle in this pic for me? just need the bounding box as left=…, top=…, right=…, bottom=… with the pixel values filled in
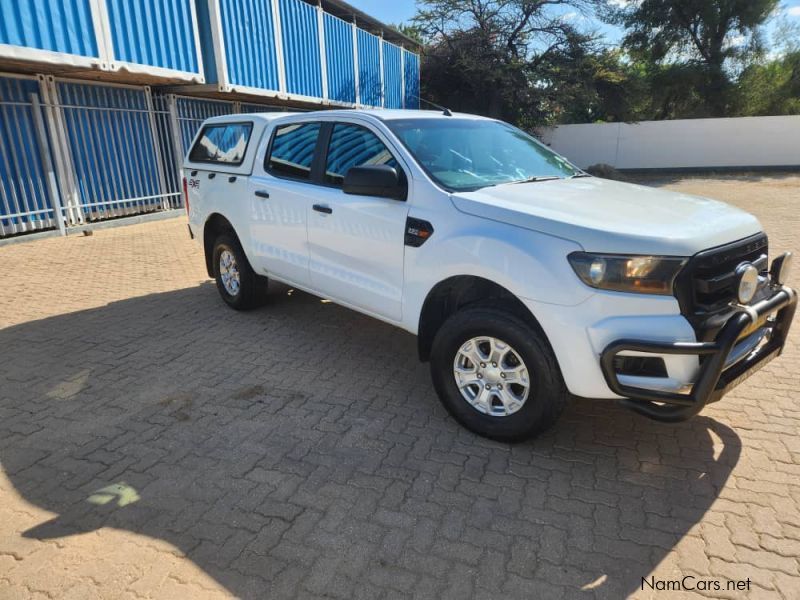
left=254, top=190, right=270, bottom=199
left=312, top=204, right=332, bottom=214
left=208, top=172, right=216, bottom=179
left=228, top=176, right=237, bottom=183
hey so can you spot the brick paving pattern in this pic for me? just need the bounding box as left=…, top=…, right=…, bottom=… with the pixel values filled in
left=0, top=174, right=798, bottom=599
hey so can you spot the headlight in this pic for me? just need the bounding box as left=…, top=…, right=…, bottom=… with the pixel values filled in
left=568, top=252, right=686, bottom=295
left=736, top=263, right=759, bottom=304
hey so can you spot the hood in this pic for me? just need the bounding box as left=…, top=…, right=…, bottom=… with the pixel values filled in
left=451, top=177, right=763, bottom=256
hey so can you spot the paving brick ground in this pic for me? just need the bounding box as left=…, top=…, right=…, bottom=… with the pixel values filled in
left=1, top=174, right=798, bottom=600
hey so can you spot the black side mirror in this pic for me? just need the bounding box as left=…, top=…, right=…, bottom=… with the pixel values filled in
left=342, top=165, right=406, bottom=201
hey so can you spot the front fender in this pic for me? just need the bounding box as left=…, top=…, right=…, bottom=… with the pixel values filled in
left=401, top=218, right=589, bottom=333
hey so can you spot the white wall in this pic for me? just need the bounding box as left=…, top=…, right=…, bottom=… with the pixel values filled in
left=538, top=116, right=800, bottom=170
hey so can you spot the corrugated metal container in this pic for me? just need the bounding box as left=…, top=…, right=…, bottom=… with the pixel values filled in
left=201, top=0, right=418, bottom=108
left=104, top=0, right=204, bottom=82
left=403, top=48, right=420, bottom=109
left=382, top=41, right=402, bottom=109
left=279, top=0, right=323, bottom=99
left=323, top=13, right=356, bottom=104
left=0, top=0, right=104, bottom=69
left=357, top=29, right=381, bottom=107
left=207, top=0, right=282, bottom=94
left=0, top=0, right=203, bottom=81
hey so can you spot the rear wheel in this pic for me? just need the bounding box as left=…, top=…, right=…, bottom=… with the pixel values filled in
left=212, top=233, right=267, bottom=310
left=430, top=307, right=567, bottom=442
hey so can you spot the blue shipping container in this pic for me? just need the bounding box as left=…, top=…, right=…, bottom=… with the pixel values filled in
left=357, top=29, right=381, bottom=107
left=323, top=13, right=356, bottom=104
left=382, top=41, right=402, bottom=109
left=105, top=0, right=200, bottom=74
left=403, top=49, right=420, bottom=109
left=279, top=0, right=323, bottom=98
left=218, top=0, right=281, bottom=92
left=0, top=0, right=98, bottom=58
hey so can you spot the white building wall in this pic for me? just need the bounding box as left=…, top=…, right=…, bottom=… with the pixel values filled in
left=538, top=116, right=800, bottom=170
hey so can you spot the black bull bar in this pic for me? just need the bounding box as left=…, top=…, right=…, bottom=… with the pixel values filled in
left=600, top=286, right=797, bottom=422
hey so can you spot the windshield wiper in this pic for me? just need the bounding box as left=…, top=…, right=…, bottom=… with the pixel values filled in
left=570, top=173, right=592, bottom=178
left=510, top=176, right=561, bottom=185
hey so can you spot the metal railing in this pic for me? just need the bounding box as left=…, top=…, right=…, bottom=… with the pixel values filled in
left=0, top=73, right=293, bottom=239
left=0, top=74, right=61, bottom=237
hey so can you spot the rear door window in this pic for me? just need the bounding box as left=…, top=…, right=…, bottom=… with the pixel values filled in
left=189, top=122, right=253, bottom=166
left=324, top=123, right=399, bottom=186
left=266, top=122, right=322, bottom=181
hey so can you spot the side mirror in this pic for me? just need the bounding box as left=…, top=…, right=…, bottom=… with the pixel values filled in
left=343, top=165, right=406, bottom=201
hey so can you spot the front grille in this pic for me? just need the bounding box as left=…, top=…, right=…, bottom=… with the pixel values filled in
left=674, top=233, right=769, bottom=338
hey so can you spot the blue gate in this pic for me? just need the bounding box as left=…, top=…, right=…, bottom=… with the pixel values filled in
left=54, top=80, right=172, bottom=221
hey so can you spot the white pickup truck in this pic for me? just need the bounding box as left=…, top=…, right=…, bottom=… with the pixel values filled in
left=184, top=109, right=796, bottom=441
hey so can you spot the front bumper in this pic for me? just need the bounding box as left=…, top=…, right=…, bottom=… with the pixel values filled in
left=600, top=285, right=797, bottom=422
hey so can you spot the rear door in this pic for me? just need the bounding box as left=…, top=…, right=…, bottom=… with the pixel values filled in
left=307, top=121, right=409, bottom=321
left=248, top=121, right=324, bottom=287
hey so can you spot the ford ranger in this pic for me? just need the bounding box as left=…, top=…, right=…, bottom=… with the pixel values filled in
left=184, top=109, right=796, bottom=441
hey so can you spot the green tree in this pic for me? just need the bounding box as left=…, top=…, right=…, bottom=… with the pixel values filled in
left=543, top=46, right=652, bottom=123
left=736, top=51, right=800, bottom=116
left=606, top=0, right=779, bottom=117
left=412, top=0, right=604, bottom=127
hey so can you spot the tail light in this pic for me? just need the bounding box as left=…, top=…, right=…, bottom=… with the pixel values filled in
left=182, top=176, right=189, bottom=215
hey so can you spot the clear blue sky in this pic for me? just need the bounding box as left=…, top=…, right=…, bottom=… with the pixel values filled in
left=348, top=0, right=800, bottom=48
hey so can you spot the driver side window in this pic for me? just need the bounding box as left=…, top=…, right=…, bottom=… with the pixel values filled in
left=324, top=123, right=399, bottom=187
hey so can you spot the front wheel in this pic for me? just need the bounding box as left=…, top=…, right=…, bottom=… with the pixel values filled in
left=212, top=233, right=267, bottom=310
left=430, top=307, right=567, bottom=442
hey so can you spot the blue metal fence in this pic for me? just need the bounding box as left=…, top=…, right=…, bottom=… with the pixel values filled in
left=56, top=81, right=167, bottom=220
left=173, top=96, right=233, bottom=151
left=0, top=75, right=59, bottom=236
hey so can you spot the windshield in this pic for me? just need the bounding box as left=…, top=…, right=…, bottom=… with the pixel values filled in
left=385, top=118, right=580, bottom=191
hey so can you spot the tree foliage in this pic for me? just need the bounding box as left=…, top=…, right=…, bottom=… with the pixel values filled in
left=735, top=51, right=800, bottom=116
left=413, top=0, right=605, bottom=127
left=605, top=0, right=779, bottom=116
left=410, top=0, right=794, bottom=126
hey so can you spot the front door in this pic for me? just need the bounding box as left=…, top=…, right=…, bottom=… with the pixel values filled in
left=307, top=122, right=409, bottom=321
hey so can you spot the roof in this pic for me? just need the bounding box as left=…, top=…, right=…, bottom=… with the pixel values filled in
left=203, top=109, right=490, bottom=126
left=320, top=0, right=421, bottom=49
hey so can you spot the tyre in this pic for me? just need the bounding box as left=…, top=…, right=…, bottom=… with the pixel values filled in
left=430, top=307, right=567, bottom=442
left=212, top=233, right=268, bottom=310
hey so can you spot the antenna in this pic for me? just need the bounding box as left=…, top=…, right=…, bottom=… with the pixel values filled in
left=414, top=94, right=452, bottom=116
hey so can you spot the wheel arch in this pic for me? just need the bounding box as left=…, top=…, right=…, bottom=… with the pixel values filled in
left=203, top=213, right=237, bottom=277
left=416, top=275, right=551, bottom=362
